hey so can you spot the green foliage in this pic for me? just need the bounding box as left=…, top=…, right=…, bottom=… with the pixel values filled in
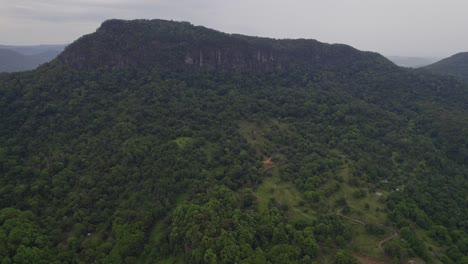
left=383, top=239, right=411, bottom=262
left=423, top=52, right=468, bottom=81
left=334, top=249, right=358, bottom=264
left=0, top=18, right=466, bottom=263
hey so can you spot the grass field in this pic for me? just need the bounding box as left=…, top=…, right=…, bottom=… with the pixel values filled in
left=328, top=167, right=389, bottom=225
left=255, top=169, right=316, bottom=222
left=349, top=224, right=386, bottom=257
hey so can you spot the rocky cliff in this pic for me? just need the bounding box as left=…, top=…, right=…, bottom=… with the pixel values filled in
left=55, top=19, right=393, bottom=73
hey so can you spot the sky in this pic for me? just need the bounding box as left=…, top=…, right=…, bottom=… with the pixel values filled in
left=1, top=0, right=467, bottom=57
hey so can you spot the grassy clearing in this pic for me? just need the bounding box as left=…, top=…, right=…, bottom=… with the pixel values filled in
left=339, top=188, right=387, bottom=224
left=255, top=168, right=316, bottom=222
left=240, top=119, right=313, bottom=221
left=173, top=137, right=193, bottom=149
left=348, top=224, right=385, bottom=258
left=328, top=167, right=389, bottom=225
left=322, top=167, right=396, bottom=259
left=353, top=254, right=387, bottom=264
left=238, top=119, right=292, bottom=159
left=239, top=120, right=271, bottom=158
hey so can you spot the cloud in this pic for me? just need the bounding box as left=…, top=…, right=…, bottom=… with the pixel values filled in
left=1, top=0, right=214, bottom=23
left=0, top=0, right=219, bottom=44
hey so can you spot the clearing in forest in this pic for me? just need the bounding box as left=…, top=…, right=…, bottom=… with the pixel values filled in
left=262, top=157, right=276, bottom=170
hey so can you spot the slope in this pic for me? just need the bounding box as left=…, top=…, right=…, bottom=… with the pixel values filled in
left=0, top=19, right=466, bottom=264
left=423, top=52, right=468, bottom=81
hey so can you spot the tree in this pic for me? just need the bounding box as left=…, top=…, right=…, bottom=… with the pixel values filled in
left=334, top=250, right=357, bottom=264
left=203, top=249, right=217, bottom=264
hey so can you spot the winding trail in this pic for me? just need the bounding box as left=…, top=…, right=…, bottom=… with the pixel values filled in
left=336, top=208, right=398, bottom=253
left=378, top=230, right=398, bottom=251
left=292, top=207, right=315, bottom=221
left=263, top=161, right=285, bottom=171
left=336, top=208, right=366, bottom=226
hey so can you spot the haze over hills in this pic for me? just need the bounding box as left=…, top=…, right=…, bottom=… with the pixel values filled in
left=385, top=55, right=441, bottom=68
left=0, top=44, right=66, bottom=55
left=0, top=19, right=466, bottom=264
left=422, top=52, right=468, bottom=81
left=0, top=44, right=65, bottom=72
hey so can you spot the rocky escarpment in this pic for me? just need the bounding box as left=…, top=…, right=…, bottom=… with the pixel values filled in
left=54, top=19, right=393, bottom=73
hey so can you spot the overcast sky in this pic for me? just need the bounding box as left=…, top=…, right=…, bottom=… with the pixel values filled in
left=1, top=0, right=467, bottom=57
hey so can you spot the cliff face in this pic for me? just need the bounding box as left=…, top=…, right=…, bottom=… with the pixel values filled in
left=55, top=19, right=393, bottom=72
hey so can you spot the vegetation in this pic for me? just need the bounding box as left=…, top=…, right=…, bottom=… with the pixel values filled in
left=0, top=19, right=466, bottom=263
left=423, top=52, right=468, bottom=81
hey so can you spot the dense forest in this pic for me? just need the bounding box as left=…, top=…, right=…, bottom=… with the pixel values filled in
left=423, top=52, right=468, bottom=81
left=0, top=19, right=467, bottom=263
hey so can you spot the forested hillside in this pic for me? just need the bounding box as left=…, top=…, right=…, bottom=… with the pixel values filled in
left=0, top=19, right=466, bottom=264
left=423, top=52, right=468, bottom=81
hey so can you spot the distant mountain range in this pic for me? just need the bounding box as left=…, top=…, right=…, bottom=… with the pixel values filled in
left=422, top=52, right=468, bottom=81
left=0, top=44, right=66, bottom=72
left=385, top=55, right=441, bottom=68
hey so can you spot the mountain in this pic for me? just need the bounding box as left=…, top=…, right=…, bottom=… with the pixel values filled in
left=55, top=19, right=392, bottom=72
left=423, top=52, right=468, bottom=81
left=0, top=45, right=65, bottom=72
left=0, top=49, right=34, bottom=72
left=386, top=55, right=440, bottom=68
left=0, top=19, right=467, bottom=264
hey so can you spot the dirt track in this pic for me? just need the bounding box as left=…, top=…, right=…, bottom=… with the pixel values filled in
left=378, top=230, right=398, bottom=251
left=337, top=208, right=366, bottom=226
left=336, top=208, right=398, bottom=253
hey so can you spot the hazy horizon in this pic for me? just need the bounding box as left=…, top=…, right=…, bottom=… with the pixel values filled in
left=1, top=0, right=467, bottom=57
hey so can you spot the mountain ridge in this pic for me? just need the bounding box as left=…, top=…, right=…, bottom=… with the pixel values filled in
left=55, top=19, right=394, bottom=73
left=423, top=52, right=468, bottom=81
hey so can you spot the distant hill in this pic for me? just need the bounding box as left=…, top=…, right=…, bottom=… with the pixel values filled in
left=0, top=44, right=65, bottom=72
left=423, top=52, right=468, bottom=81
left=0, top=49, right=32, bottom=72
left=386, top=55, right=440, bottom=68
left=0, top=44, right=66, bottom=55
